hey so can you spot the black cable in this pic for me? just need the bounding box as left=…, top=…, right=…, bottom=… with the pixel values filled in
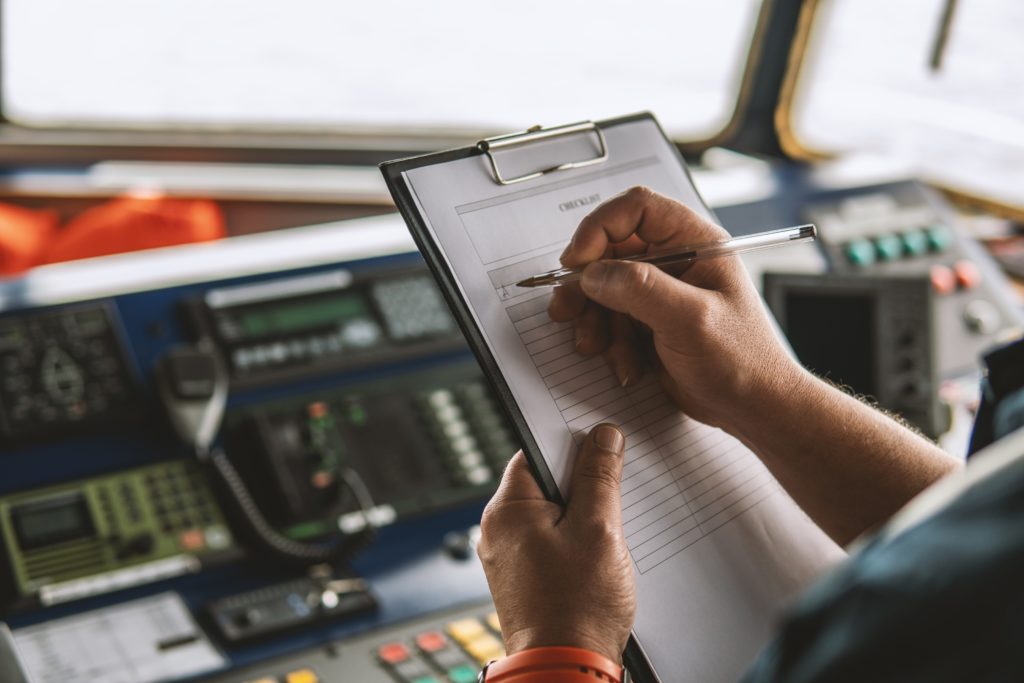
left=207, top=447, right=375, bottom=566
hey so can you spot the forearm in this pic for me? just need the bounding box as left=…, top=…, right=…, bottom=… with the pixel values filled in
left=732, top=362, right=961, bottom=545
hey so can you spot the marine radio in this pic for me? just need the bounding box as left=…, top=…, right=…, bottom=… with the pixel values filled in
left=0, top=460, right=236, bottom=607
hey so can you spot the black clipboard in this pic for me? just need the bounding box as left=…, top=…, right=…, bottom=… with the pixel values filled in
left=381, top=112, right=712, bottom=683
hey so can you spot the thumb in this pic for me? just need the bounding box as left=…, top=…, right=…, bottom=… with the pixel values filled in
left=568, top=423, right=626, bottom=525
left=580, top=260, right=704, bottom=333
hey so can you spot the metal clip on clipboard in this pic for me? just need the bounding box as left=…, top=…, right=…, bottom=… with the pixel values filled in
left=477, top=121, right=609, bottom=185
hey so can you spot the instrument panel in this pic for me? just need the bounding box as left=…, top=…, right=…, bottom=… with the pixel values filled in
left=0, top=171, right=1018, bottom=683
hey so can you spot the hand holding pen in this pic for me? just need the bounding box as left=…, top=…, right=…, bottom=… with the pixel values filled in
left=517, top=224, right=816, bottom=288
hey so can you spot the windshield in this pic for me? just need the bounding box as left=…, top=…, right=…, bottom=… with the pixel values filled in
left=788, top=0, right=1024, bottom=211
left=2, top=0, right=763, bottom=141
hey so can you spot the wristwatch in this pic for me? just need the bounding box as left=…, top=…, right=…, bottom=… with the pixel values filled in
left=477, top=646, right=625, bottom=682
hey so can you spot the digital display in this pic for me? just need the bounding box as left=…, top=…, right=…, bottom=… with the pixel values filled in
left=12, top=493, right=96, bottom=550
left=784, top=291, right=878, bottom=399
left=236, top=295, right=370, bottom=337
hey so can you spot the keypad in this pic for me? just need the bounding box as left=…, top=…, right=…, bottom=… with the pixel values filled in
left=372, top=275, right=456, bottom=341
left=375, top=611, right=504, bottom=682
left=0, top=304, right=133, bottom=439
left=140, top=462, right=230, bottom=550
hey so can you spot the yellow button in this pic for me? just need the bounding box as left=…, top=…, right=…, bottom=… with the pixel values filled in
left=446, top=618, right=486, bottom=645
left=463, top=633, right=505, bottom=665
left=285, top=669, right=320, bottom=683
left=243, top=678, right=276, bottom=683
left=486, top=612, right=501, bottom=634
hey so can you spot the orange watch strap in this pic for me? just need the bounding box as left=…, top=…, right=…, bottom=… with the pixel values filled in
left=481, top=646, right=624, bottom=682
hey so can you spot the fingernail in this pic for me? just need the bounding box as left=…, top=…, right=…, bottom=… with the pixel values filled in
left=618, top=370, right=633, bottom=388
left=593, top=423, right=624, bottom=453
left=581, top=262, right=609, bottom=294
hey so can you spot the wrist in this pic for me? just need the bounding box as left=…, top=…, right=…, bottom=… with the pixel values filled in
left=503, top=624, right=623, bottom=664
left=481, top=646, right=624, bottom=683
left=726, top=350, right=810, bottom=436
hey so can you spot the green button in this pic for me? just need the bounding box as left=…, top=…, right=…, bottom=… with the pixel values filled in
left=447, top=664, right=479, bottom=683
left=844, top=239, right=876, bottom=267
left=900, top=230, right=929, bottom=257
left=873, top=234, right=903, bottom=261
left=926, top=225, right=954, bottom=252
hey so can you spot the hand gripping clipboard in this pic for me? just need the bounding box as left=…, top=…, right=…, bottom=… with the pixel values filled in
left=383, top=114, right=677, bottom=682
left=380, top=112, right=841, bottom=683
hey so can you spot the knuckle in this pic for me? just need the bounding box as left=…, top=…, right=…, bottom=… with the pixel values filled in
left=622, top=263, right=657, bottom=298
left=578, top=459, right=621, bottom=492
left=625, top=185, right=653, bottom=203
left=586, top=518, right=623, bottom=545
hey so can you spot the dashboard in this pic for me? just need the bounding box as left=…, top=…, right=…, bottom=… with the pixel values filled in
left=0, top=166, right=1020, bottom=683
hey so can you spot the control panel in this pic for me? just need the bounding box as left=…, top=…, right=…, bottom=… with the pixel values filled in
left=803, top=182, right=1021, bottom=378
left=225, top=362, right=517, bottom=539
left=198, top=268, right=462, bottom=388
left=764, top=273, right=943, bottom=436
left=200, top=599, right=501, bottom=683
left=0, top=303, right=135, bottom=440
left=0, top=460, right=236, bottom=607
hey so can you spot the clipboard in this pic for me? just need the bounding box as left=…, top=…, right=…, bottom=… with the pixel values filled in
left=380, top=112, right=840, bottom=683
left=381, top=111, right=706, bottom=498
left=382, top=112, right=696, bottom=683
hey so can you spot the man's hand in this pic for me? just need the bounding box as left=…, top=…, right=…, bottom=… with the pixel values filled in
left=477, top=424, right=636, bottom=663
left=549, top=186, right=801, bottom=433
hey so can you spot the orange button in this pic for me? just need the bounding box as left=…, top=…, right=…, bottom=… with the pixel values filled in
left=378, top=642, right=410, bottom=664
left=929, top=264, right=956, bottom=295
left=415, top=631, right=448, bottom=653
left=953, top=260, right=982, bottom=289
left=179, top=528, right=205, bottom=551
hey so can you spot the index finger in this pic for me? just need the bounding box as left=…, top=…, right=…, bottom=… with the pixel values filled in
left=561, top=186, right=728, bottom=268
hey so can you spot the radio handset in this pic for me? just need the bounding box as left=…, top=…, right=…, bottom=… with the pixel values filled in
left=155, top=341, right=375, bottom=566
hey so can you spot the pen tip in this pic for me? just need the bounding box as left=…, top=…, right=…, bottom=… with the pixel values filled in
left=515, top=278, right=534, bottom=288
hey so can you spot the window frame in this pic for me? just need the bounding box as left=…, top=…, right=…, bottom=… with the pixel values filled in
left=0, top=0, right=780, bottom=166
left=775, top=0, right=1024, bottom=220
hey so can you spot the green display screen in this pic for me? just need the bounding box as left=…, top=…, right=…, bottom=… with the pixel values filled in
left=238, top=296, right=369, bottom=337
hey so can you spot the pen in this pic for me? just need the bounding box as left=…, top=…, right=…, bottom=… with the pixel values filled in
left=516, top=224, right=817, bottom=288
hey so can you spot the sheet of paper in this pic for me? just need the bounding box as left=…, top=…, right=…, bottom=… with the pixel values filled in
left=13, top=592, right=225, bottom=683
left=402, top=118, right=844, bottom=682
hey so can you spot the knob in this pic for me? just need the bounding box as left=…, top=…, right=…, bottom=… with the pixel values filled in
left=963, top=299, right=1001, bottom=335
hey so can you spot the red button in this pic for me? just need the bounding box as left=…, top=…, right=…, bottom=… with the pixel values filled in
left=378, top=642, right=410, bottom=664
left=930, top=264, right=956, bottom=295
left=415, top=631, right=448, bottom=653
left=953, top=260, right=982, bottom=289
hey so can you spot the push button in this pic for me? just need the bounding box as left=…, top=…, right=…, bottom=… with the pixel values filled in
left=873, top=234, right=903, bottom=261
left=953, top=260, right=982, bottom=289
left=929, top=264, right=956, bottom=295
left=463, top=633, right=505, bottom=665
left=415, top=630, right=448, bottom=653
left=447, top=618, right=486, bottom=644
left=844, top=239, right=876, bottom=267
left=447, top=664, right=479, bottom=683
left=378, top=642, right=411, bottom=665
left=285, top=669, right=320, bottom=683
left=925, top=225, right=954, bottom=252
left=900, top=230, right=929, bottom=257
left=394, top=658, right=433, bottom=682
left=486, top=612, right=501, bottom=634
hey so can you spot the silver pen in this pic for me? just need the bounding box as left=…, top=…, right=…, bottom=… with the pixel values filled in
left=516, top=224, right=817, bottom=288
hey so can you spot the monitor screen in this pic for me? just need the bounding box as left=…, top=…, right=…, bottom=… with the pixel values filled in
left=783, top=291, right=878, bottom=399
